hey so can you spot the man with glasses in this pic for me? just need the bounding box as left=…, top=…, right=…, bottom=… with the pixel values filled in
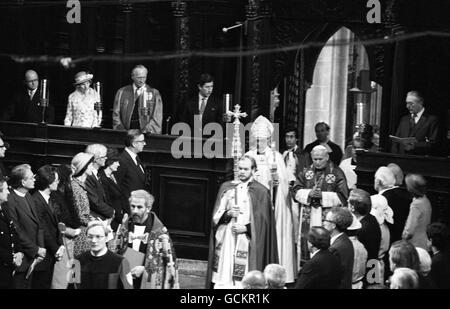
left=77, top=220, right=132, bottom=289
left=116, top=130, right=149, bottom=199
left=1, top=70, right=55, bottom=123
left=323, top=207, right=354, bottom=289
left=4, top=164, right=46, bottom=288
left=112, top=65, right=163, bottom=134
left=391, top=90, right=438, bottom=155
left=85, top=144, right=115, bottom=221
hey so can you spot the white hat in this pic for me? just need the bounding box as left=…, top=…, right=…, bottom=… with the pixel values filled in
left=73, top=71, right=94, bottom=86
left=250, top=115, right=274, bottom=139
left=71, top=152, right=94, bottom=177
left=370, top=194, right=394, bottom=225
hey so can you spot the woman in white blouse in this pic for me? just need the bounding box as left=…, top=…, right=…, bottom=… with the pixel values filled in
left=64, top=71, right=102, bottom=128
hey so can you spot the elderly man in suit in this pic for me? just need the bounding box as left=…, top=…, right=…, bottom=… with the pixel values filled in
left=1, top=70, right=55, bottom=123
left=403, top=174, right=432, bottom=250
left=179, top=73, right=226, bottom=132
left=5, top=164, right=46, bottom=288
left=113, top=65, right=163, bottom=134
left=85, top=144, right=115, bottom=220
left=32, top=165, right=65, bottom=289
left=323, top=207, right=354, bottom=289
left=295, top=226, right=342, bottom=289
left=391, top=91, right=439, bottom=155
left=115, top=130, right=148, bottom=199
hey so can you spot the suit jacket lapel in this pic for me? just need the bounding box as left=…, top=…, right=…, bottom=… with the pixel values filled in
left=124, top=150, right=145, bottom=178
left=13, top=193, right=38, bottom=224
left=37, top=193, right=57, bottom=226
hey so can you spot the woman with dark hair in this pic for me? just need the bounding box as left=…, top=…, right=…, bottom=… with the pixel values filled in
left=51, top=165, right=81, bottom=230
left=99, top=148, right=129, bottom=231
left=402, top=174, right=432, bottom=250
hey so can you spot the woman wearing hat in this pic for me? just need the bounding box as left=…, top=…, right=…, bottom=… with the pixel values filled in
left=402, top=174, right=432, bottom=250
left=64, top=71, right=102, bottom=128
left=70, top=152, right=96, bottom=256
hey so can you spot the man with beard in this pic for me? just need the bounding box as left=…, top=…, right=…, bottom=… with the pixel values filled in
left=292, top=145, right=348, bottom=268
left=205, top=155, right=278, bottom=288
left=115, top=190, right=179, bottom=289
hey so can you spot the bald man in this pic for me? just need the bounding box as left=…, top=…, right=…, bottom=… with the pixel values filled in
left=292, top=145, right=348, bottom=267
left=241, top=270, right=267, bottom=289
left=112, top=65, right=163, bottom=134
left=1, top=70, right=55, bottom=123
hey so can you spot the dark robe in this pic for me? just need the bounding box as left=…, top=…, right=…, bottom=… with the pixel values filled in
left=205, top=179, right=279, bottom=288
left=78, top=250, right=132, bottom=289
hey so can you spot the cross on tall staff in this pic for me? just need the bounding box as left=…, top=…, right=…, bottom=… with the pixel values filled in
left=227, top=104, right=247, bottom=184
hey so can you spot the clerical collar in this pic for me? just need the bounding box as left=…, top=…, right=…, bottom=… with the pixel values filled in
left=14, top=189, right=26, bottom=198
left=90, top=247, right=108, bottom=257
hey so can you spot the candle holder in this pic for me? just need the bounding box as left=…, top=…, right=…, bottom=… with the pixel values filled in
left=38, top=79, right=49, bottom=123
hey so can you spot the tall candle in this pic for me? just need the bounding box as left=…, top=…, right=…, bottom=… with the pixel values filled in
left=42, top=79, right=47, bottom=99
left=225, top=94, right=230, bottom=112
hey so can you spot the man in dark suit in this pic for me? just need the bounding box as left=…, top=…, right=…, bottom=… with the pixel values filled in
left=32, top=165, right=65, bottom=289
left=85, top=144, right=115, bottom=220
left=295, top=226, right=342, bottom=289
left=1, top=70, right=55, bottom=123
left=0, top=176, right=23, bottom=289
left=179, top=73, right=226, bottom=132
left=5, top=164, right=46, bottom=288
left=391, top=90, right=439, bottom=155
left=324, top=206, right=354, bottom=289
left=116, top=130, right=148, bottom=199
left=112, top=65, right=163, bottom=134
left=304, top=122, right=343, bottom=166
left=348, top=188, right=381, bottom=261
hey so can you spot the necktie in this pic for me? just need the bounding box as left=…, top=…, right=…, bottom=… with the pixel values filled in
left=136, top=156, right=144, bottom=174
left=200, top=97, right=207, bottom=115
left=409, top=113, right=417, bottom=135
left=29, top=90, right=34, bottom=100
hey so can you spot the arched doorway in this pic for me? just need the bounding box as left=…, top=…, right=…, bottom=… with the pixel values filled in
left=302, top=27, right=382, bottom=152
